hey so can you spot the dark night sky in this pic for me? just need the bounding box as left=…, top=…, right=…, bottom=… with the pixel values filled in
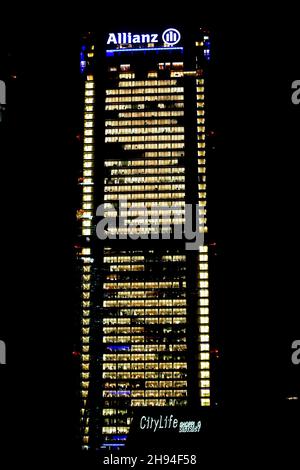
left=0, top=12, right=299, bottom=464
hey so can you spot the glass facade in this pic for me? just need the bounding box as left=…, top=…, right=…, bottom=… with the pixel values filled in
left=79, top=28, right=212, bottom=451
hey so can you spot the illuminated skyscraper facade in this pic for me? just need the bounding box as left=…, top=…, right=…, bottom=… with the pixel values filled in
left=78, top=27, right=212, bottom=451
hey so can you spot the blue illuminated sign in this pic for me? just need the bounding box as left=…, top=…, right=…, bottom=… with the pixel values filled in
left=80, top=51, right=86, bottom=74
left=107, top=345, right=130, bottom=351
left=106, top=46, right=183, bottom=57
left=101, top=443, right=125, bottom=448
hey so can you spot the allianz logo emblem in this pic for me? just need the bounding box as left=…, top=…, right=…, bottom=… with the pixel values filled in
left=162, top=28, right=181, bottom=46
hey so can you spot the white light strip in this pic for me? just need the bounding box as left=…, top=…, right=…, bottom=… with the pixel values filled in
left=196, top=75, right=210, bottom=406
left=81, top=74, right=95, bottom=447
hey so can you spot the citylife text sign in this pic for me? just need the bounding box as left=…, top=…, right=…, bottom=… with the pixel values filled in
left=107, top=28, right=181, bottom=47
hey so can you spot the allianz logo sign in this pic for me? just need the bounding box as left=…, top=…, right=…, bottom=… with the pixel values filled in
left=107, top=28, right=181, bottom=47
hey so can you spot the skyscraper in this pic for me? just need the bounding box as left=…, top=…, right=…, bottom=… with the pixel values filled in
left=78, top=27, right=213, bottom=451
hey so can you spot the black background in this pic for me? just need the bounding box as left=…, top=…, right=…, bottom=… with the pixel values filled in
left=0, top=9, right=299, bottom=466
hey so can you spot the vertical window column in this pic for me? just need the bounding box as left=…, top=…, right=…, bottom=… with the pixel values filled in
left=82, top=76, right=95, bottom=237
left=196, top=76, right=210, bottom=406
left=81, top=73, right=95, bottom=448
